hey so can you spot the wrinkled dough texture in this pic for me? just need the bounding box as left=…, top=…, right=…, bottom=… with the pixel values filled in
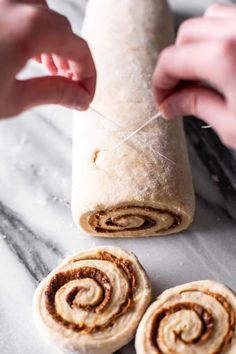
left=135, top=280, right=236, bottom=354
left=72, top=0, right=195, bottom=237
left=33, top=246, right=152, bottom=354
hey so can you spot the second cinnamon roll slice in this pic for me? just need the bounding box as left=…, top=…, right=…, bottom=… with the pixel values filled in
left=135, top=280, right=236, bottom=354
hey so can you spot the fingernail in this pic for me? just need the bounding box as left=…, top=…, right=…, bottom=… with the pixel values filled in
left=71, top=92, right=91, bottom=111
left=74, top=103, right=89, bottom=111
left=160, top=102, right=179, bottom=120
left=71, top=94, right=90, bottom=111
left=75, top=105, right=89, bottom=112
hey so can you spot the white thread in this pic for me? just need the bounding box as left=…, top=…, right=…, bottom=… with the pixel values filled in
left=90, top=107, right=123, bottom=129
left=112, top=112, right=162, bottom=150
left=202, top=125, right=213, bottom=129
left=89, top=107, right=175, bottom=165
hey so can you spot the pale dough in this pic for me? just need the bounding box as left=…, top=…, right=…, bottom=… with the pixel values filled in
left=135, top=280, right=236, bottom=354
left=33, top=246, right=152, bottom=354
left=72, top=0, right=195, bottom=237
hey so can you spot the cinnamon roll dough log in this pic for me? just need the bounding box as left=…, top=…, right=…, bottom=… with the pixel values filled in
left=72, top=0, right=195, bottom=237
left=135, top=280, right=236, bottom=354
left=33, top=246, right=152, bottom=354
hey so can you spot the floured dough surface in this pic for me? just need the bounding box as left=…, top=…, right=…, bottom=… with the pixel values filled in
left=72, top=0, right=195, bottom=237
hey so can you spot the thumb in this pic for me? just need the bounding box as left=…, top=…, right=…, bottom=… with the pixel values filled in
left=159, top=85, right=236, bottom=148
left=13, top=76, right=91, bottom=112
left=159, top=85, right=226, bottom=124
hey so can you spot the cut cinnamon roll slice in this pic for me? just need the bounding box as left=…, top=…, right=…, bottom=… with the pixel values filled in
left=135, top=280, right=236, bottom=354
left=33, top=246, right=152, bottom=354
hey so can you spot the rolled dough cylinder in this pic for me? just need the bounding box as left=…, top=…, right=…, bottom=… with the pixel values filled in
left=72, top=0, right=195, bottom=237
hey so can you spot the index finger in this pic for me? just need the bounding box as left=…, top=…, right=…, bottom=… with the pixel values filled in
left=152, top=42, right=225, bottom=106
left=17, top=6, right=97, bottom=99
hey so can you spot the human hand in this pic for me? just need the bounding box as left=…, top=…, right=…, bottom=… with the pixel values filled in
left=0, top=1, right=96, bottom=118
left=153, top=3, right=236, bottom=148
left=1, top=0, right=75, bottom=76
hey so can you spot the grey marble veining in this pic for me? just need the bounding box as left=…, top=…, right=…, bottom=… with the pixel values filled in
left=0, top=1, right=236, bottom=354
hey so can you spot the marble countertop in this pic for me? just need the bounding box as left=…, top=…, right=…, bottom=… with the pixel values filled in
left=1, top=1, right=236, bottom=354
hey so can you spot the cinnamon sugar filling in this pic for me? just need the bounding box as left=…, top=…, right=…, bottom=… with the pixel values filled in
left=88, top=206, right=181, bottom=233
left=148, top=291, right=236, bottom=354
left=44, top=252, right=136, bottom=334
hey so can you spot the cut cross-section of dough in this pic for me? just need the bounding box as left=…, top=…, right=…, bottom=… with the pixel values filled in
left=33, top=246, right=152, bottom=354
left=135, top=280, right=236, bottom=354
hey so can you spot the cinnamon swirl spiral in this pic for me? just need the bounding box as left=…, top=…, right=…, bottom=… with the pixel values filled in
left=80, top=205, right=182, bottom=237
left=33, top=246, right=152, bottom=354
left=135, top=280, right=236, bottom=354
